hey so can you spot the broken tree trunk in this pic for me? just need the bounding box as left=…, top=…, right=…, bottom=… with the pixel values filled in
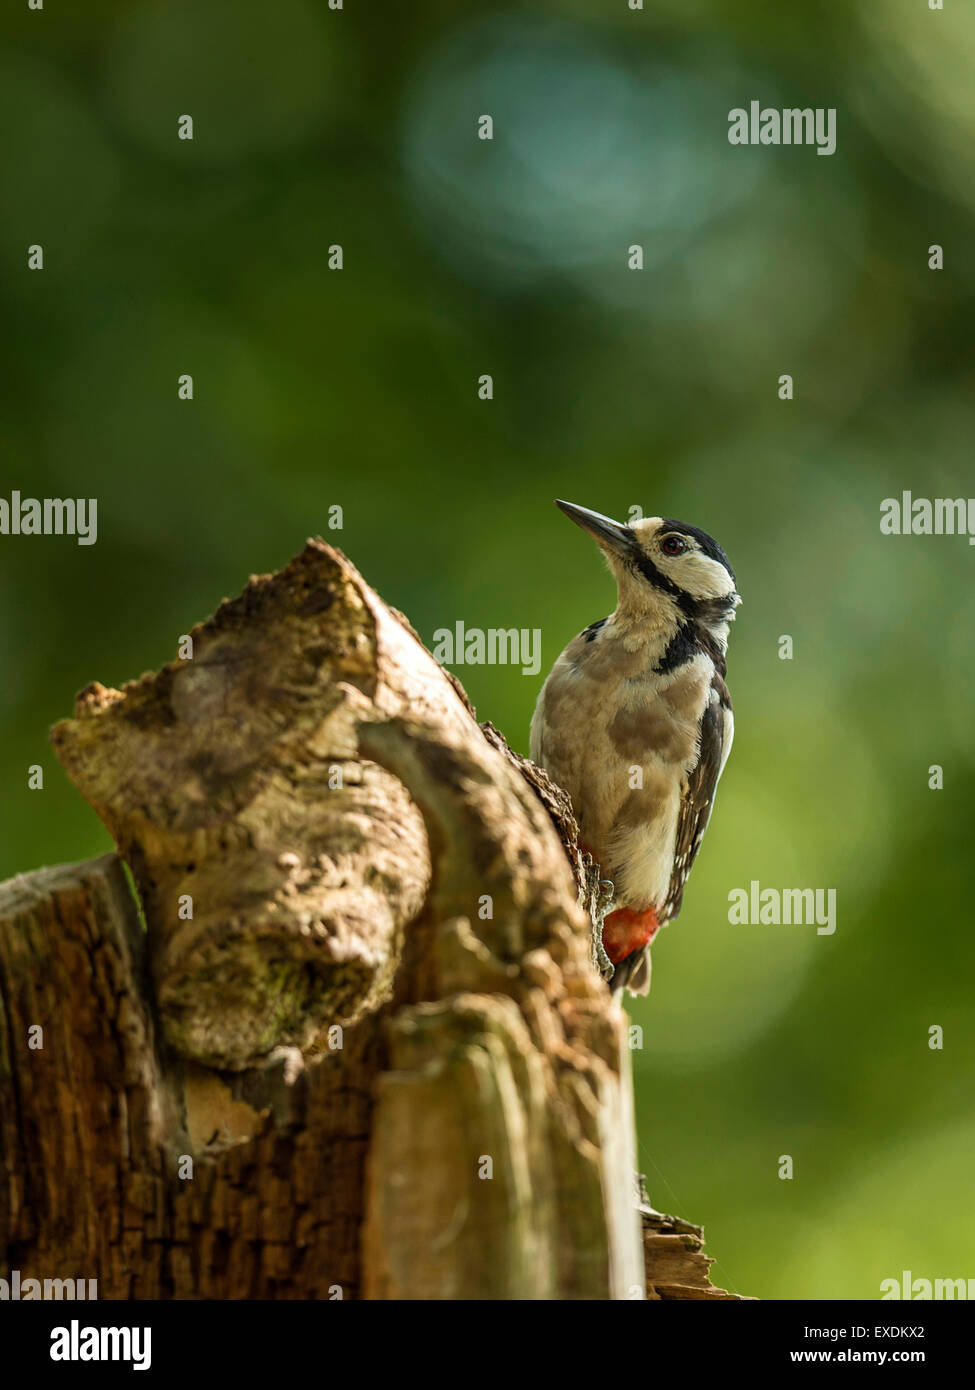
left=0, top=539, right=743, bottom=1300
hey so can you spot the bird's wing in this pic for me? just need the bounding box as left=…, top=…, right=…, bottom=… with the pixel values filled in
left=661, top=674, right=734, bottom=923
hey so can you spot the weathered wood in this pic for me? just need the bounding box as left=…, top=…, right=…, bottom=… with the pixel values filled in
left=355, top=715, right=641, bottom=1298
left=638, top=1187, right=752, bottom=1300
left=0, top=853, right=385, bottom=1298
left=0, top=855, right=175, bottom=1294
left=50, top=542, right=444, bottom=1070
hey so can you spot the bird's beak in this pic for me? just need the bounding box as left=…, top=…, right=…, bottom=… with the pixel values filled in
left=555, top=500, right=633, bottom=556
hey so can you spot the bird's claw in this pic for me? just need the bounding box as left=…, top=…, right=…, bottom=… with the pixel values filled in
left=595, top=933, right=614, bottom=981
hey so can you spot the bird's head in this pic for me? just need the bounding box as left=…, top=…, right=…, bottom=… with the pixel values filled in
left=555, top=499, right=740, bottom=643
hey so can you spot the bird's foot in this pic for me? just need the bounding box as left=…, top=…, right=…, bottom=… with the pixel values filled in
left=595, top=935, right=614, bottom=980
left=593, top=884, right=614, bottom=979
left=596, top=883, right=616, bottom=976
left=581, top=856, right=615, bottom=979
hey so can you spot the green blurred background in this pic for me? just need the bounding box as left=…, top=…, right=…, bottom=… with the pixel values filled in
left=2, top=0, right=973, bottom=1299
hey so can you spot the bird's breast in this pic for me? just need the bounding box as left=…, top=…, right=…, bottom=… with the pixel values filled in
left=530, top=640, right=714, bottom=910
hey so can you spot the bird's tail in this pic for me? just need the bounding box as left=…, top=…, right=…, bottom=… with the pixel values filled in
left=611, top=945, right=652, bottom=997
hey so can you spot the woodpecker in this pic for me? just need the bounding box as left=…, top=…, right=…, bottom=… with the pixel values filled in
left=530, top=500, right=740, bottom=996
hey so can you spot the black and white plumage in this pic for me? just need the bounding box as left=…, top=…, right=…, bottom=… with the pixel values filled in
left=530, top=501, right=739, bottom=997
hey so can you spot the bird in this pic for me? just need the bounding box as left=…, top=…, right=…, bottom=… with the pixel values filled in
left=530, top=500, right=740, bottom=996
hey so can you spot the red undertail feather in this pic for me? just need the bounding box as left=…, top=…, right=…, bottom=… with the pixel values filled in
left=602, top=905, right=660, bottom=965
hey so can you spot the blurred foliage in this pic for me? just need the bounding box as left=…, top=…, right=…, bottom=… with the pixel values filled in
left=1, top=0, right=973, bottom=1300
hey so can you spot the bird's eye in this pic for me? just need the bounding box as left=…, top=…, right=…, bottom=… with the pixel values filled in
left=661, top=534, right=687, bottom=556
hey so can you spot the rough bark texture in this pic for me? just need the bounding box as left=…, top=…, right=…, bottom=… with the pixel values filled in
left=0, top=539, right=743, bottom=1300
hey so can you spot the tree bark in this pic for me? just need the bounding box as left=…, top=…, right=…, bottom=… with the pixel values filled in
left=0, top=539, right=745, bottom=1300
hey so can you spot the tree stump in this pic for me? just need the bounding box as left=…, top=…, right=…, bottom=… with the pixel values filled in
left=0, top=539, right=745, bottom=1300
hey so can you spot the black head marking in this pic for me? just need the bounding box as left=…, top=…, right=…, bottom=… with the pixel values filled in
left=629, top=549, right=701, bottom=618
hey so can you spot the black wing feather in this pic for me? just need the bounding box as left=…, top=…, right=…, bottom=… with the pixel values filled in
left=661, top=674, right=732, bottom=923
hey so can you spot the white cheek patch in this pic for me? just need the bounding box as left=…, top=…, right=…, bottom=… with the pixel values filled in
left=672, top=551, right=735, bottom=600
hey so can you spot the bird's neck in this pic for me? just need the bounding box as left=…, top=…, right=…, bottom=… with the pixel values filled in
left=606, top=589, right=682, bottom=661
left=606, top=599, right=729, bottom=674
